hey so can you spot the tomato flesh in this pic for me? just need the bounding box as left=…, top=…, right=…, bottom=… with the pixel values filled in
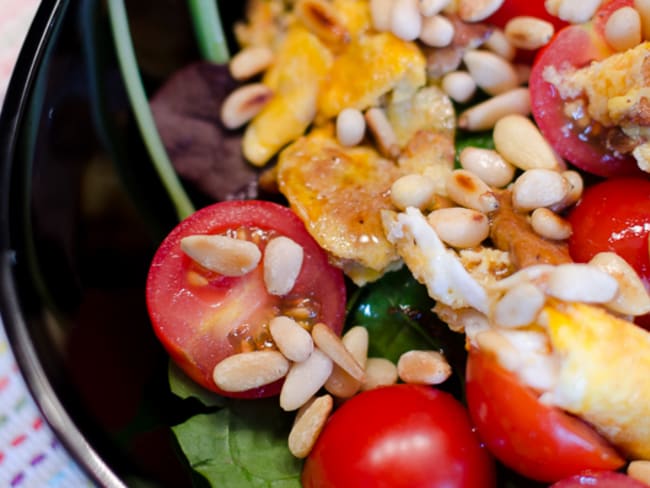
left=302, top=384, right=496, bottom=488
left=465, top=349, right=625, bottom=483
left=146, top=200, right=347, bottom=397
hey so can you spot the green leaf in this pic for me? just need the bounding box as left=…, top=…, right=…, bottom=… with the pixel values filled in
left=169, top=361, right=226, bottom=408
left=172, top=401, right=302, bottom=487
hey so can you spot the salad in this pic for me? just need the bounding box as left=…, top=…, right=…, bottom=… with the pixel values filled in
left=112, top=0, right=650, bottom=486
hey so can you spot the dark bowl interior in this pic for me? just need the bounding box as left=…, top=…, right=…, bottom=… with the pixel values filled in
left=0, top=1, right=246, bottom=486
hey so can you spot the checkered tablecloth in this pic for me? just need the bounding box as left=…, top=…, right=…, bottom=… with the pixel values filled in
left=1, top=1, right=95, bottom=486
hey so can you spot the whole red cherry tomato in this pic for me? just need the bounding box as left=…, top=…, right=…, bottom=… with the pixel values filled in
left=465, top=348, right=625, bottom=483
left=146, top=200, right=346, bottom=397
left=302, top=384, right=496, bottom=488
left=551, top=470, right=649, bottom=487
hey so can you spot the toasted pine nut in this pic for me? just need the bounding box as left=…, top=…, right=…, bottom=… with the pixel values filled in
left=336, top=108, right=366, bottom=146
left=419, top=15, right=455, bottom=47
left=511, top=169, right=570, bottom=212
left=546, top=263, right=619, bottom=304
left=213, top=350, right=289, bottom=392
left=221, top=83, right=273, bottom=130
left=264, top=236, right=304, bottom=296
left=391, top=173, right=437, bottom=211
left=419, top=0, right=451, bottom=16
left=604, top=6, right=642, bottom=51
left=441, top=71, right=477, bottom=103
left=459, top=147, right=515, bottom=187
left=463, top=50, right=519, bottom=96
left=181, top=234, right=261, bottom=276
left=445, top=169, right=499, bottom=213
left=634, top=0, right=650, bottom=40
left=365, top=107, right=400, bottom=158
left=371, top=0, right=395, bottom=31
left=397, top=350, right=452, bottom=384
left=280, top=348, right=333, bottom=411
left=457, top=0, right=505, bottom=22
left=504, top=16, right=554, bottom=50
left=557, top=170, right=584, bottom=209
left=269, top=316, right=314, bottom=362
left=554, top=0, right=603, bottom=24
left=484, top=28, right=516, bottom=61
left=427, top=207, right=490, bottom=248
left=589, top=252, right=650, bottom=316
left=342, top=326, right=370, bottom=366
left=628, top=460, right=650, bottom=486
left=295, top=0, right=350, bottom=46
left=458, top=88, right=530, bottom=131
left=229, top=46, right=274, bottom=80
left=324, top=326, right=368, bottom=398
left=391, top=0, right=423, bottom=41
left=493, top=283, right=546, bottom=327
left=288, top=395, right=333, bottom=458
left=493, top=114, right=564, bottom=171
left=312, top=323, right=365, bottom=381
left=361, top=357, right=399, bottom=391
left=530, top=208, right=573, bottom=240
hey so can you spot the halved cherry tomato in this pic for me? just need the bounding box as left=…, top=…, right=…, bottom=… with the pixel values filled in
left=302, top=384, right=495, bottom=488
left=551, top=471, right=650, bottom=488
left=146, top=200, right=346, bottom=397
left=465, top=348, right=625, bottom=483
left=529, top=0, right=643, bottom=177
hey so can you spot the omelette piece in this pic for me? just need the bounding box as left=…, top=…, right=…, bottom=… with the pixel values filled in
left=277, top=127, right=402, bottom=285
left=317, top=32, right=426, bottom=120
left=243, top=26, right=333, bottom=166
left=542, top=301, right=650, bottom=460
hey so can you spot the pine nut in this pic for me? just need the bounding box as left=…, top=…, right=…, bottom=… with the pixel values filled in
left=419, top=15, right=455, bottom=47
left=634, top=0, right=650, bottom=40
left=604, top=6, right=642, bottom=51
left=445, top=169, right=499, bottom=213
left=463, top=50, right=519, bottom=96
left=213, top=350, right=290, bottom=392
left=504, top=16, right=554, bottom=50
left=589, top=252, right=650, bottom=316
left=458, top=88, right=530, bottom=131
left=419, top=0, right=451, bottom=16
left=546, top=263, right=619, bottom=304
left=530, top=208, right=573, bottom=240
left=427, top=207, right=490, bottom=248
left=554, top=0, right=603, bottom=24
left=493, top=114, right=564, bottom=171
left=558, top=170, right=584, bottom=208
left=361, top=357, right=398, bottom=391
left=459, top=147, right=515, bottom=187
left=269, top=316, right=314, bottom=362
left=324, top=326, right=369, bottom=398
left=288, top=394, right=333, bottom=458
left=391, top=173, right=437, bottom=211
left=511, top=169, right=570, bottom=212
left=181, top=234, right=261, bottom=276
left=484, top=28, right=516, bottom=61
left=371, top=0, right=395, bottom=31
left=342, top=326, right=370, bottom=366
left=295, top=0, right=350, bottom=46
left=628, top=460, right=650, bottom=486
left=312, top=323, right=365, bottom=381
left=264, top=236, right=304, bottom=296
left=397, top=350, right=452, bottom=384
left=458, top=0, right=505, bottom=22
left=221, top=83, right=273, bottom=130
left=441, top=71, right=477, bottom=103
left=336, top=108, right=366, bottom=147
left=229, top=46, right=274, bottom=81
left=280, top=348, right=333, bottom=411
left=493, top=282, right=546, bottom=327
left=365, top=107, right=400, bottom=158
left=391, top=0, right=423, bottom=41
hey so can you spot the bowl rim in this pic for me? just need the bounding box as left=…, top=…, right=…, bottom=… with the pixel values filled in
left=0, top=1, right=126, bottom=487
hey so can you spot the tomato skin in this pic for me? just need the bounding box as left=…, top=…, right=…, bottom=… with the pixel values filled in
left=465, top=349, right=625, bottom=483
left=302, top=384, right=496, bottom=488
left=551, top=471, right=650, bottom=488
left=146, top=200, right=346, bottom=397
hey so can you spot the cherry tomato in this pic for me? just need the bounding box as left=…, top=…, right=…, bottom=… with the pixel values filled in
left=146, top=200, right=346, bottom=397
left=302, top=384, right=496, bottom=488
left=551, top=471, right=650, bottom=488
left=465, top=349, right=625, bottom=483
left=529, top=0, right=643, bottom=177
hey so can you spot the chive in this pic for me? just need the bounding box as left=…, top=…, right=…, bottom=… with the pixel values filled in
left=188, top=0, right=230, bottom=63
left=107, top=0, right=195, bottom=221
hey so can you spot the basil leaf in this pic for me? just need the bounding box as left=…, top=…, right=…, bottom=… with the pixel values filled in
left=168, top=362, right=225, bottom=408
left=172, top=400, right=302, bottom=487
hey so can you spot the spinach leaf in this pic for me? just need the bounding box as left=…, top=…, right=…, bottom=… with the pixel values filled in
left=168, top=362, right=225, bottom=408
left=172, top=400, right=302, bottom=487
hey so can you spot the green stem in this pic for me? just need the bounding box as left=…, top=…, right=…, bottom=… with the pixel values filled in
left=107, top=0, right=195, bottom=221
left=188, top=0, right=230, bottom=63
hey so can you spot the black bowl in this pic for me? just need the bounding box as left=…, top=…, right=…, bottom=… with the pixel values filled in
left=0, top=1, right=244, bottom=486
